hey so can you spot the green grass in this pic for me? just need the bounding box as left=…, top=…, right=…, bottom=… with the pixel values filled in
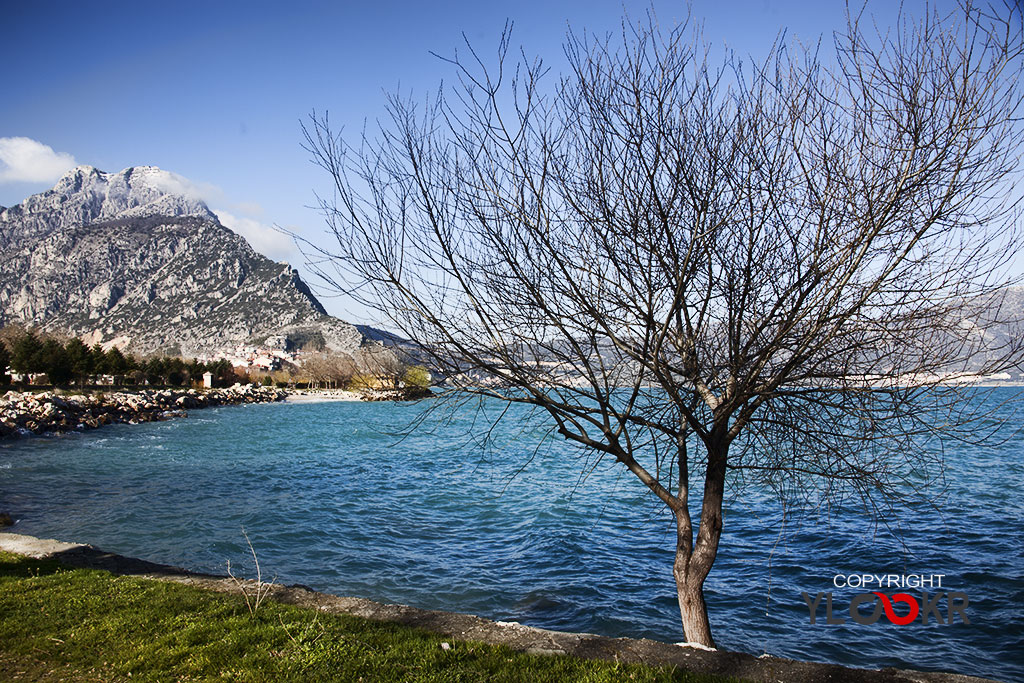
left=0, top=551, right=736, bottom=682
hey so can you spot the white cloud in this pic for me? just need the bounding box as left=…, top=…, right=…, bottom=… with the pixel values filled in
left=143, top=169, right=223, bottom=204
left=214, top=208, right=298, bottom=263
left=232, top=201, right=265, bottom=217
left=0, top=137, right=77, bottom=183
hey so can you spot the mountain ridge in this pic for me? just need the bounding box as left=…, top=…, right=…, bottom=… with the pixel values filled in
left=0, top=165, right=372, bottom=357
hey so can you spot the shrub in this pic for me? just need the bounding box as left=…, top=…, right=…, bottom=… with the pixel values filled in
left=402, top=365, right=432, bottom=388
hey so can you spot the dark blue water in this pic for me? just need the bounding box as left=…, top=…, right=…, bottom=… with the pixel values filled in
left=1, top=394, right=1022, bottom=681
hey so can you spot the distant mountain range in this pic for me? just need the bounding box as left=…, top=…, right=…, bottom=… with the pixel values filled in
left=2, top=164, right=1017, bottom=378
left=0, top=165, right=379, bottom=357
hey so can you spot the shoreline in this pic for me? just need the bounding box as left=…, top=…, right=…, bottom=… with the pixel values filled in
left=0, top=385, right=436, bottom=439
left=284, top=389, right=363, bottom=403
left=286, top=386, right=435, bottom=403
left=0, top=531, right=998, bottom=683
left=0, top=385, right=287, bottom=439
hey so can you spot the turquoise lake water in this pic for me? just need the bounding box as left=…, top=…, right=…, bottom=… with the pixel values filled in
left=2, top=394, right=1022, bottom=681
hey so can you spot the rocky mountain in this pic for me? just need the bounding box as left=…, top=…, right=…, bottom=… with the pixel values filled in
left=0, top=165, right=369, bottom=356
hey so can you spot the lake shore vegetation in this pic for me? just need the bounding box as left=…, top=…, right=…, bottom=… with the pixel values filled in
left=0, top=549, right=733, bottom=683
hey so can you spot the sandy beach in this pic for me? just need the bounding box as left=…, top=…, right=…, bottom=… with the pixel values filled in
left=284, top=390, right=363, bottom=403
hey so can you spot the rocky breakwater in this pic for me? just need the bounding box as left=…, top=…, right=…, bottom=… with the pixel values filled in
left=0, top=385, right=287, bottom=439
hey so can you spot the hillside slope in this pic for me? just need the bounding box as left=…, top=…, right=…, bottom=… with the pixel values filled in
left=0, top=165, right=366, bottom=356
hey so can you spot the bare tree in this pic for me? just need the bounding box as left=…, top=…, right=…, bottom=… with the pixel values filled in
left=303, top=3, right=1024, bottom=646
left=356, top=345, right=406, bottom=389
left=302, top=352, right=357, bottom=390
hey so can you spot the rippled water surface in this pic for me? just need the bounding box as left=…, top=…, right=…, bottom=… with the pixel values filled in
left=2, top=394, right=1022, bottom=681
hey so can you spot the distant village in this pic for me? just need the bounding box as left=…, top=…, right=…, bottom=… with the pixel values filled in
left=201, top=339, right=298, bottom=373
left=0, top=327, right=427, bottom=391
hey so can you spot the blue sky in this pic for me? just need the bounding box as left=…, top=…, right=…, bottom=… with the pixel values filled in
left=1, top=0, right=977, bottom=321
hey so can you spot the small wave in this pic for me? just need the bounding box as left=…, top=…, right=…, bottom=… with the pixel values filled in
left=3, top=394, right=1021, bottom=681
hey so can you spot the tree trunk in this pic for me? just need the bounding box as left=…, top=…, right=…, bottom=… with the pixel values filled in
left=675, top=566, right=714, bottom=645
left=673, top=515, right=716, bottom=647
left=673, top=441, right=727, bottom=647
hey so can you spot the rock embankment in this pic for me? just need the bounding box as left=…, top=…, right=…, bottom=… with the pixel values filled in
left=0, top=385, right=287, bottom=439
left=360, top=386, right=434, bottom=401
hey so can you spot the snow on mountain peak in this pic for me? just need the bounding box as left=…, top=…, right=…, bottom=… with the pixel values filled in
left=40, top=164, right=216, bottom=223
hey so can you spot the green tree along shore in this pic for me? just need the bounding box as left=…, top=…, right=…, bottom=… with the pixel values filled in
left=0, top=326, right=433, bottom=392
left=0, top=327, right=238, bottom=389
